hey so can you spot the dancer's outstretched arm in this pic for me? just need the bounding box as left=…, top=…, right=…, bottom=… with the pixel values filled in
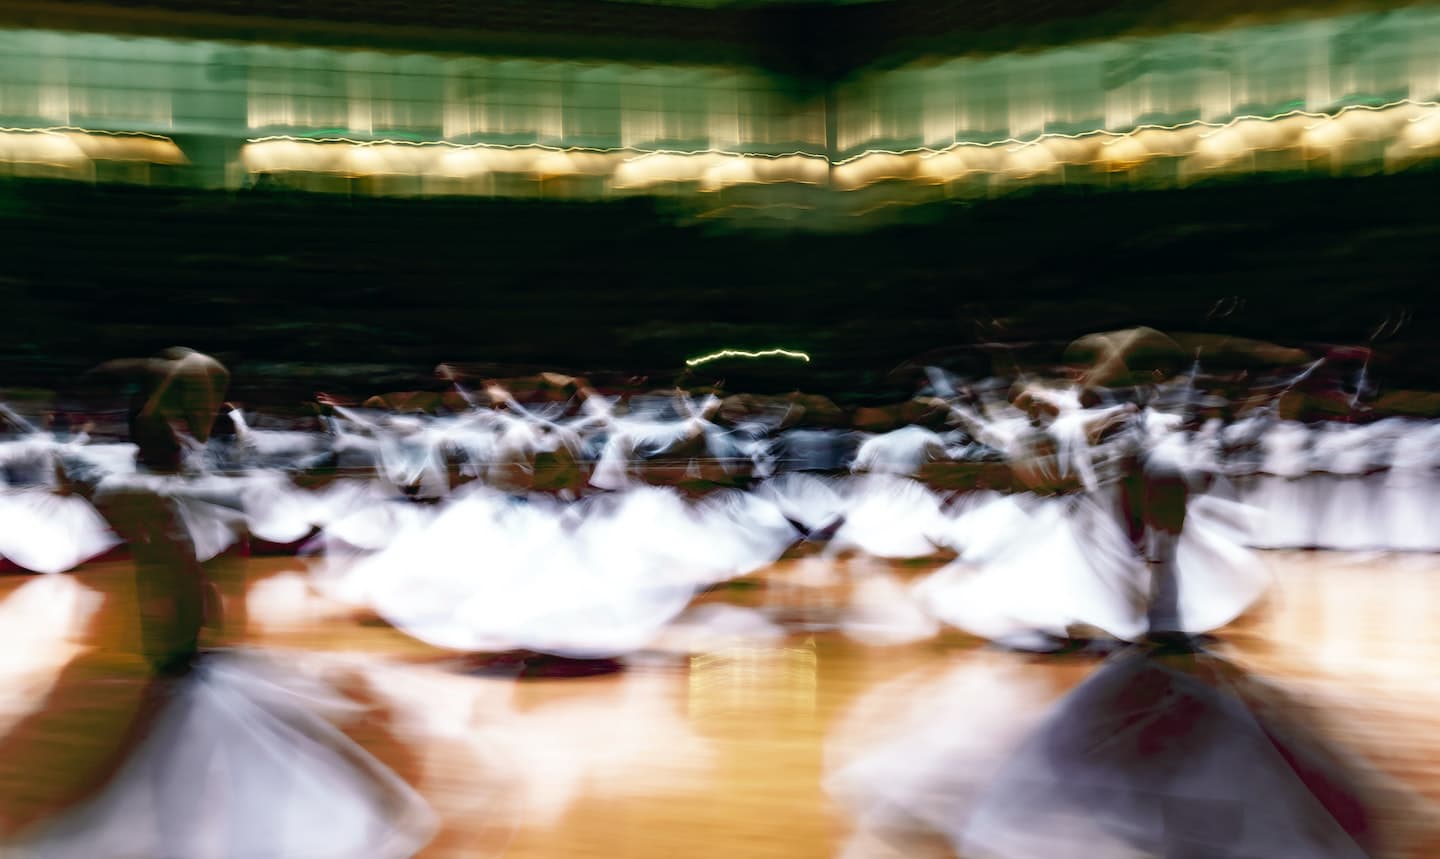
left=0, top=402, right=38, bottom=435
left=435, top=363, right=483, bottom=409
left=316, top=394, right=384, bottom=434
left=934, top=398, right=1023, bottom=454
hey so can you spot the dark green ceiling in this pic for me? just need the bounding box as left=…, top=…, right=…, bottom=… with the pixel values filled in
left=0, top=0, right=1419, bottom=81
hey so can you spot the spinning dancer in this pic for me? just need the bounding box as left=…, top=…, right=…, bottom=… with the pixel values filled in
left=834, top=328, right=1431, bottom=859
left=918, top=327, right=1269, bottom=651
left=4, top=348, right=436, bottom=859
left=0, top=403, right=119, bottom=574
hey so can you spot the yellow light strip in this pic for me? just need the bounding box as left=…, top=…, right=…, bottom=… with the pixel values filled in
left=227, top=96, right=1440, bottom=201
left=0, top=126, right=186, bottom=169
left=0, top=100, right=1424, bottom=174
left=839, top=97, right=1440, bottom=165
left=249, top=134, right=628, bottom=153
left=621, top=148, right=827, bottom=164
left=0, top=125, right=176, bottom=141
left=246, top=134, right=827, bottom=163
left=685, top=348, right=811, bottom=367
left=247, top=98, right=1438, bottom=170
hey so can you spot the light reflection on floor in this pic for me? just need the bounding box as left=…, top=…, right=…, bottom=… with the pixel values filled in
left=0, top=551, right=1434, bottom=858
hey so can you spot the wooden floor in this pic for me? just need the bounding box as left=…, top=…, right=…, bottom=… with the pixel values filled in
left=0, top=551, right=1436, bottom=858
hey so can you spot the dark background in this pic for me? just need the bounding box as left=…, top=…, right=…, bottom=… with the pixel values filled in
left=2, top=166, right=1436, bottom=407
left=6, top=0, right=1394, bottom=83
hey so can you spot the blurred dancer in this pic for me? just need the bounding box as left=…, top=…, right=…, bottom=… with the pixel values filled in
left=5, top=348, right=436, bottom=859
left=90, top=347, right=246, bottom=647
left=927, top=328, right=1267, bottom=651
left=835, top=331, right=1431, bottom=859
left=918, top=380, right=1152, bottom=652
left=1083, top=331, right=1271, bottom=649
left=0, top=403, right=119, bottom=574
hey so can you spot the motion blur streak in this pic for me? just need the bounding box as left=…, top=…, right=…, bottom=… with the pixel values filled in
left=3, top=5, right=1440, bottom=221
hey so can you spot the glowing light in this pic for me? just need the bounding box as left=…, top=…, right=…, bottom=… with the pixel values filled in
left=233, top=98, right=1440, bottom=203
left=245, top=135, right=829, bottom=189
left=0, top=127, right=184, bottom=168
left=831, top=98, right=1440, bottom=166
left=1401, top=111, right=1440, bottom=148
left=0, top=125, right=174, bottom=141
left=250, top=134, right=627, bottom=155
left=685, top=348, right=811, bottom=367
left=0, top=133, right=87, bottom=169
left=248, top=134, right=827, bottom=164
left=1098, top=135, right=1151, bottom=171
left=1001, top=141, right=1062, bottom=179
left=244, top=98, right=1440, bottom=191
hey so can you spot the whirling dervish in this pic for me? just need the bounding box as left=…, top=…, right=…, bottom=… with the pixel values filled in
left=831, top=326, right=1432, bottom=859
left=911, top=327, right=1273, bottom=652
left=0, top=403, right=120, bottom=574
left=2, top=348, right=438, bottom=859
